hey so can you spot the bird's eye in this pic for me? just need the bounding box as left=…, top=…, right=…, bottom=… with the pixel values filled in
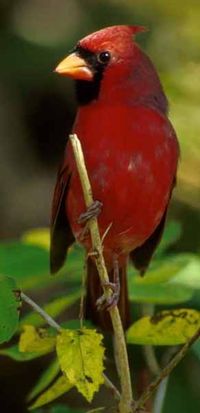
left=97, top=51, right=111, bottom=64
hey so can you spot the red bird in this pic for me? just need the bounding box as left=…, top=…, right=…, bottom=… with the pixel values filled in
left=50, top=25, right=179, bottom=330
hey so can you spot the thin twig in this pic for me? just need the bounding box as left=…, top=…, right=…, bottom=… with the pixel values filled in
left=21, top=292, right=117, bottom=400
left=69, top=134, right=133, bottom=413
left=152, top=377, right=169, bottom=413
left=103, top=374, right=121, bottom=401
left=143, top=346, right=161, bottom=377
left=133, top=327, right=200, bottom=411
left=20, top=292, right=61, bottom=331
left=152, top=346, right=178, bottom=413
left=101, top=222, right=113, bottom=244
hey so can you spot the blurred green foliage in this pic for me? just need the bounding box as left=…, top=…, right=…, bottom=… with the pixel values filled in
left=0, top=221, right=200, bottom=412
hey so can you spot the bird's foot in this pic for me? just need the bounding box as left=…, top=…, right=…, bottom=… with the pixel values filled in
left=96, top=280, right=120, bottom=311
left=96, top=257, right=121, bottom=312
left=78, top=200, right=103, bottom=224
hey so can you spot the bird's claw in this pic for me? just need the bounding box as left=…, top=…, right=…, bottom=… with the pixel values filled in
left=96, top=281, right=120, bottom=311
left=78, top=200, right=103, bottom=224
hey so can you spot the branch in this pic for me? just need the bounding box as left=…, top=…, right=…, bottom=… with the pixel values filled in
left=103, top=374, right=121, bottom=401
left=133, top=327, right=200, bottom=411
left=20, top=292, right=61, bottom=332
left=152, top=377, right=169, bottom=413
left=21, top=291, right=118, bottom=401
left=69, top=133, right=133, bottom=413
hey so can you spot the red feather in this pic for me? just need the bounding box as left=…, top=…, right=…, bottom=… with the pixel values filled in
left=51, top=26, right=179, bottom=330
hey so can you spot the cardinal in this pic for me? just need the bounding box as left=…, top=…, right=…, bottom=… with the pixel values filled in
left=50, top=25, right=179, bottom=330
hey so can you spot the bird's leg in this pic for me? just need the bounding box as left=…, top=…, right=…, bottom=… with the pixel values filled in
left=78, top=200, right=103, bottom=224
left=96, top=256, right=120, bottom=311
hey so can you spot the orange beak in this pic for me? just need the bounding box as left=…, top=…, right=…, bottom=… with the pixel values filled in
left=55, top=52, right=93, bottom=81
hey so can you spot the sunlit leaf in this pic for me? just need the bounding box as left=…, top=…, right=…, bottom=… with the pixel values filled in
left=170, top=256, right=200, bottom=289
left=0, top=274, right=20, bottom=344
left=20, top=291, right=81, bottom=329
left=56, top=329, right=105, bottom=402
left=19, top=325, right=56, bottom=354
left=129, top=282, right=192, bottom=304
left=127, top=308, right=200, bottom=345
left=130, top=253, right=199, bottom=285
left=29, top=375, right=73, bottom=410
left=128, top=253, right=200, bottom=304
left=22, top=228, right=50, bottom=251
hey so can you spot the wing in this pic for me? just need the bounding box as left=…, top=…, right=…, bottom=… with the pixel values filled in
left=130, top=208, right=167, bottom=275
left=50, top=163, right=75, bottom=274
left=130, top=178, right=176, bottom=275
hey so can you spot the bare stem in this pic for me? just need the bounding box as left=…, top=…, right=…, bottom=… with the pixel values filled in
left=152, top=377, right=169, bottom=413
left=103, top=374, right=121, bottom=401
left=133, top=327, right=200, bottom=411
left=69, top=133, right=133, bottom=413
left=21, top=291, right=117, bottom=401
left=20, top=292, right=61, bottom=331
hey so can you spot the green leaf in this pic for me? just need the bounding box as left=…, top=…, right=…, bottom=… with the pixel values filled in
left=127, top=308, right=200, bottom=345
left=0, top=240, right=84, bottom=291
left=170, top=256, right=200, bottom=290
left=129, top=282, right=193, bottom=304
left=28, top=359, right=60, bottom=402
left=0, top=344, right=47, bottom=361
left=0, top=274, right=20, bottom=344
left=20, top=291, right=81, bottom=329
left=129, top=253, right=198, bottom=285
left=0, top=242, right=50, bottom=290
left=19, top=325, right=56, bottom=354
left=22, top=229, right=85, bottom=282
left=56, top=328, right=105, bottom=402
left=155, top=220, right=182, bottom=256
left=128, top=253, right=199, bottom=304
left=29, top=375, right=73, bottom=410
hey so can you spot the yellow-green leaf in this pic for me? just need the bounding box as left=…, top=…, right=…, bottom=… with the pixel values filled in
left=19, top=325, right=56, bottom=354
left=56, top=328, right=105, bottom=402
left=29, top=375, right=73, bottom=410
left=127, top=308, right=200, bottom=346
left=22, top=228, right=50, bottom=251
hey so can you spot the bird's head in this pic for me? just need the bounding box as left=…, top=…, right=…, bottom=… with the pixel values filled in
left=55, top=25, right=168, bottom=112
left=55, top=25, right=147, bottom=104
left=55, top=25, right=145, bottom=80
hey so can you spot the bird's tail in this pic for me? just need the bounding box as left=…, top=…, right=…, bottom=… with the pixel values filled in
left=85, top=257, right=130, bottom=331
